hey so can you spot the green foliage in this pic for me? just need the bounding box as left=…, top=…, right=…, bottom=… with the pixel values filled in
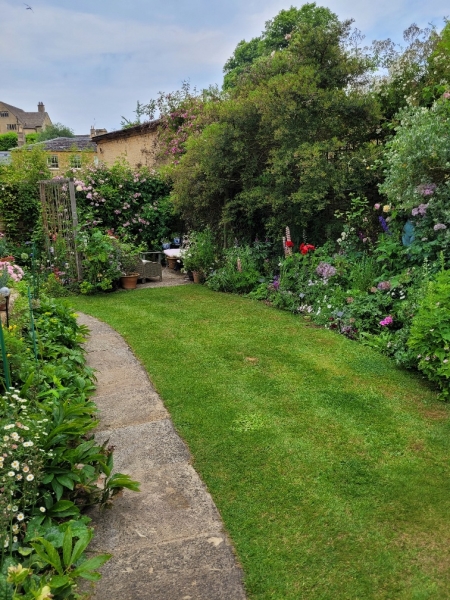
left=371, top=20, right=450, bottom=121
left=0, top=288, right=140, bottom=597
left=116, top=240, right=143, bottom=275
left=379, top=99, right=450, bottom=267
left=36, top=124, right=74, bottom=142
left=223, top=3, right=339, bottom=89
left=408, top=269, right=450, bottom=398
left=170, top=15, right=382, bottom=238
left=0, top=133, right=18, bottom=152
left=207, top=241, right=272, bottom=294
left=181, top=228, right=217, bottom=274
left=348, top=255, right=379, bottom=292
left=24, top=134, right=38, bottom=145
left=75, top=228, right=121, bottom=294
left=0, top=147, right=50, bottom=244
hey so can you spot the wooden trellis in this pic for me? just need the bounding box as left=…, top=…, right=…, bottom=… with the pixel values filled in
left=39, top=178, right=82, bottom=282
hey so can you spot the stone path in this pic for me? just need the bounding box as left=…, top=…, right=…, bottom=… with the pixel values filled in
left=78, top=309, right=247, bottom=600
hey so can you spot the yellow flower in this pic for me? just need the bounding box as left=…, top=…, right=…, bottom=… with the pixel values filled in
left=36, top=585, right=53, bottom=600
left=382, top=205, right=391, bottom=213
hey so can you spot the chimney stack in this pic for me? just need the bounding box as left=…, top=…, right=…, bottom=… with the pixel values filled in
left=38, top=102, right=45, bottom=113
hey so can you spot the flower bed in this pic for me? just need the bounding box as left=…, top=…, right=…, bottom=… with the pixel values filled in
left=0, top=286, right=139, bottom=599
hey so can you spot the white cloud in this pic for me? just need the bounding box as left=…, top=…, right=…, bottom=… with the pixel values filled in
left=1, top=0, right=449, bottom=133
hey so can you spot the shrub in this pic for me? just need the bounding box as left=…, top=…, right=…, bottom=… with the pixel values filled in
left=0, top=132, right=18, bottom=151
left=76, top=228, right=121, bottom=294
left=73, top=162, right=176, bottom=249
left=181, top=228, right=217, bottom=275
left=207, top=240, right=273, bottom=294
left=408, top=269, right=450, bottom=398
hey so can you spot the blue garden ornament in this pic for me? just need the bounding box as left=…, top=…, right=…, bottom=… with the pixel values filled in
left=402, top=220, right=415, bottom=246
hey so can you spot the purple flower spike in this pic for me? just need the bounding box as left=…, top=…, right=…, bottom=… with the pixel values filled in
left=378, top=216, right=391, bottom=235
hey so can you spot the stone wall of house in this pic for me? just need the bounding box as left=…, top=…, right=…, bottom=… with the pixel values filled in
left=45, top=150, right=97, bottom=175
left=95, top=128, right=160, bottom=169
left=0, top=103, right=21, bottom=135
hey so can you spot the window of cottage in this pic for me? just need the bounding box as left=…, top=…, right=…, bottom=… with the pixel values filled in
left=0, top=112, right=9, bottom=117
left=6, top=124, right=17, bottom=130
left=47, top=155, right=59, bottom=169
left=69, top=154, right=82, bottom=169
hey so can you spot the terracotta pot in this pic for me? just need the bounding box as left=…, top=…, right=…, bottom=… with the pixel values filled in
left=120, top=274, right=139, bottom=290
left=167, top=257, right=178, bottom=270
left=192, top=271, right=204, bottom=284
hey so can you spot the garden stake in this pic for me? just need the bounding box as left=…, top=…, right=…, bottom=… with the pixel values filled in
left=0, top=316, right=11, bottom=391
left=27, top=287, right=38, bottom=361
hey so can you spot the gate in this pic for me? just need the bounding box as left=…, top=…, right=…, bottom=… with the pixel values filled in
left=39, top=178, right=82, bottom=282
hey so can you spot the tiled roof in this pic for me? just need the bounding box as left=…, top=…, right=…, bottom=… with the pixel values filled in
left=92, top=119, right=160, bottom=142
left=1, top=102, right=49, bottom=128
left=25, top=136, right=97, bottom=151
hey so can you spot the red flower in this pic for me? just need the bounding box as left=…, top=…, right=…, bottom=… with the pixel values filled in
left=299, top=243, right=315, bottom=255
left=285, top=240, right=294, bottom=248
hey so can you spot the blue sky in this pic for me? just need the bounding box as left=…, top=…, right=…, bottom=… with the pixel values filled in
left=1, top=0, right=448, bottom=133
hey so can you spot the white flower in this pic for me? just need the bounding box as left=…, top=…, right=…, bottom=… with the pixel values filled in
left=26, top=474, right=34, bottom=482
left=39, top=507, right=46, bottom=513
left=12, top=524, right=19, bottom=533
left=4, top=424, right=15, bottom=430
left=12, top=505, right=18, bottom=512
left=23, top=441, right=33, bottom=447
left=11, top=433, right=20, bottom=441
left=11, top=461, right=19, bottom=470
left=13, top=536, right=17, bottom=543
left=16, top=474, right=22, bottom=481
left=3, top=435, right=9, bottom=441
left=4, top=539, right=8, bottom=548
left=7, top=471, right=15, bottom=477
left=22, top=465, right=29, bottom=473
left=16, top=513, right=24, bottom=521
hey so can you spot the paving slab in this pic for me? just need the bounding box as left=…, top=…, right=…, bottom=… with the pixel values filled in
left=93, top=388, right=168, bottom=431
left=77, top=312, right=246, bottom=600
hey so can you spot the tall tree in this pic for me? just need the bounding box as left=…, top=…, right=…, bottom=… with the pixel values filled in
left=223, top=3, right=339, bottom=89
left=169, top=15, right=382, bottom=241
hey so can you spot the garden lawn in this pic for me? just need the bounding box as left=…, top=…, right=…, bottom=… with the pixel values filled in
left=73, top=286, right=450, bottom=600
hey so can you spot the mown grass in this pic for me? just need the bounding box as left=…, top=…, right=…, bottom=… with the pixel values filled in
left=72, top=285, right=450, bottom=599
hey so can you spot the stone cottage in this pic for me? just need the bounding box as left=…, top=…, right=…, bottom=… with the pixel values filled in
left=0, top=101, right=52, bottom=144
left=92, top=120, right=161, bottom=169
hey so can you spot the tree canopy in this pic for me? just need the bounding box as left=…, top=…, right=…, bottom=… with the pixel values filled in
left=223, top=3, right=339, bottom=89
left=37, top=123, right=74, bottom=141
left=166, top=15, right=382, bottom=241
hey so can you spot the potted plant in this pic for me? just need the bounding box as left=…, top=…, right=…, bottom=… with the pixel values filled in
left=118, top=242, right=141, bottom=290
left=181, top=229, right=216, bottom=283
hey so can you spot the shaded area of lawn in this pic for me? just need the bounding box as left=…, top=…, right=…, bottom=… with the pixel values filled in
left=73, top=286, right=450, bottom=599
